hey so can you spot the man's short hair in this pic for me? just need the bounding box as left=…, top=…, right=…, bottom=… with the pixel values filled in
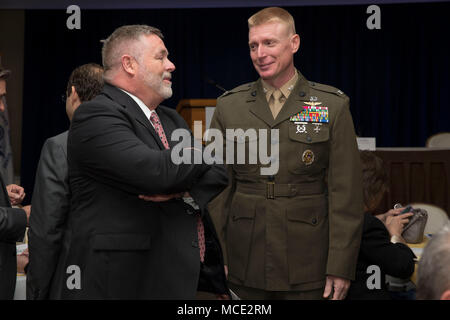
left=248, top=7, right=296, bottom=35
left=0, top=58, right=11, bottom=80
left=101, top=25, right=164, bottom=80
left=66, top=63, right=104, bottom=103
left=359, top=150, right=389, bottom=211
left=417, top=222, right=450, bottom=299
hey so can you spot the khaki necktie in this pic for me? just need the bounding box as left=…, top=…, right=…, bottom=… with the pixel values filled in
left=269, top=90, right=284, bottom=119
left=149, top=112, right=206, bottom=262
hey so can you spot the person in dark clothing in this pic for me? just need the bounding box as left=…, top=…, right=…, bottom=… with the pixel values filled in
left=0, top=62, right=31, bottom=299
left=346, top=151, right=416, bottom=300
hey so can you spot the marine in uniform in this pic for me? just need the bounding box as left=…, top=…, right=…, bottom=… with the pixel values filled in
left=209, top=7, right=364, bottom=300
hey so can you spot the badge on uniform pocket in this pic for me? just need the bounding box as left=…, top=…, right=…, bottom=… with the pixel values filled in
left=302, top=149, right=315, bottom=165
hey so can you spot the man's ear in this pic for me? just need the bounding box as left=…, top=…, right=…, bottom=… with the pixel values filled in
left=70, top=86, right=81, bottom=105
left=121, top=55, right=138, bottom=76
left=291, top=34, right=300, bottom=54
left=70, top=85, right=76, bottom=98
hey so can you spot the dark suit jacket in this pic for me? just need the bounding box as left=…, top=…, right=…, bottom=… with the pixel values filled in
left=52, top=83, right=229, bottom=299
left=27, top=131, right=70, bottom=299
left=0, top=174, right=27, bottom=299
left=346, top=213, right=416, bottom=300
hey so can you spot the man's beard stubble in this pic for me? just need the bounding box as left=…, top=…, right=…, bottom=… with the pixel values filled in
left=142, top=68, right=173, bottom=100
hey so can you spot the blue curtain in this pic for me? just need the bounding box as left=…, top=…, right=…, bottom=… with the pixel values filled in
left=20, top=2, right=450, bottom=203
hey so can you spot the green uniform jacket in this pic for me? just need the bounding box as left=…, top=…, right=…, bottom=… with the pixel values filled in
left=208, top=71, right=364, bottom=291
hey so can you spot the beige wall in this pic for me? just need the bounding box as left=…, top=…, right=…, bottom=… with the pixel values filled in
left=0, top=10, right=25, bottom=179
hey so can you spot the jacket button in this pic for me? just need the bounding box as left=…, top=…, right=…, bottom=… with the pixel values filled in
left=312, top=218, right=317, bottom=225
left=186, top=208, right=194, bottom=215
left=251, top=91, right=257, bottom=96
left=307, top=136, right=312, bottom=142
left=299, top=91, right=306, bottom=97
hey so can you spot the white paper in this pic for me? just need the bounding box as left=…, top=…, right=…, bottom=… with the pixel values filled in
left=357, top=137, right=376, bottom=151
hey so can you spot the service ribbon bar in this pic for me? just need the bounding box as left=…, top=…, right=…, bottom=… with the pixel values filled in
left=290, top=106, right=329, bottom=123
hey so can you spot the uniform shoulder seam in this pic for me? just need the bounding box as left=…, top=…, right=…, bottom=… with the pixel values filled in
left=218, top=82, right=253, bottom=98
left=309, top=81, right=348, bottom=99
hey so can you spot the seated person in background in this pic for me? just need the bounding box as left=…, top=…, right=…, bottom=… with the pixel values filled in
left=417, top=221, right=450, bottom=300
left=346, top=150, right=416, bottom=300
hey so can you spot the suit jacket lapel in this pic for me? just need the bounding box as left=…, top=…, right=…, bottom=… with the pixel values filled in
left=102, top=83, right=165, bottom=150
left=272, top=72, right=311, bottom=128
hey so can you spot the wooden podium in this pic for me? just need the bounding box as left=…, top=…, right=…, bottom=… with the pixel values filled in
left=176, top=99, right=217, bottom=139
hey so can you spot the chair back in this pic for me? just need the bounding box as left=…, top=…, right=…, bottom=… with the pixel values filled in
left=426, top=132, right=450, bottom=147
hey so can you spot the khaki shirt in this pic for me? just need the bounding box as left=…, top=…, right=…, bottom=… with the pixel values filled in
left=262, top=70, right=299, bottom=119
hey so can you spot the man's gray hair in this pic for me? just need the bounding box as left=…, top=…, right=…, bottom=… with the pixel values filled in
left=101, top=25, right=164, bottom=80
left=417, top=221, right=450, bottom=299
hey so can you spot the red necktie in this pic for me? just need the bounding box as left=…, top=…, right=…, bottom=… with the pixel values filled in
left=149, top=111, right=205, bottom=262
left=149, top=112, right=170, bottom=149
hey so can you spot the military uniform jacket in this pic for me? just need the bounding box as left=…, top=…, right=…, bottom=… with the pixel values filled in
left=209, top=71, right=364, bottom=291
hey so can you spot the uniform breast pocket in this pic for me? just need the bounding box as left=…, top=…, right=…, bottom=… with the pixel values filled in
left=224, top=128, right=259, bottom=175
left=287, top=123, right=330, bottom=175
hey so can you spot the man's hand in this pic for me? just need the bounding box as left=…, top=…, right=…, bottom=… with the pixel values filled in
left=323, top=276, right=351, bottom=300
left=138, top=193, right=183, bottom=202
left=216, top=293, right=230, bottom=300
left=17, top=248, right=29, bottom=273
left=22, top=205, right=31, bottom=225
left=6, top=184, right=25, bottom=206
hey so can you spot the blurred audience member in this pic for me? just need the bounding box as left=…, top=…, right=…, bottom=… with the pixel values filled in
left=346, top=151, right=416, bottom=300
left=0, top=58, right=15, bottom=184
left=417, top=222, right=450, bottom=300
left=0, top=62, right=31, bottom=299
left=26, top=63, right=104, bottom=299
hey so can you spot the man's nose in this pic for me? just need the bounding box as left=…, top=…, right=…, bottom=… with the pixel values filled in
left=256, top=45, right=267, bottom=59
left=166, top=59, right=175, bottom=72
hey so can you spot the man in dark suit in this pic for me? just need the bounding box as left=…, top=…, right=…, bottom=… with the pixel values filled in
left=52, top=25, right=229, bottom=299
left=26, top=63, right=104, bottom=300
left=0, top=63, right=31, bottom=299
